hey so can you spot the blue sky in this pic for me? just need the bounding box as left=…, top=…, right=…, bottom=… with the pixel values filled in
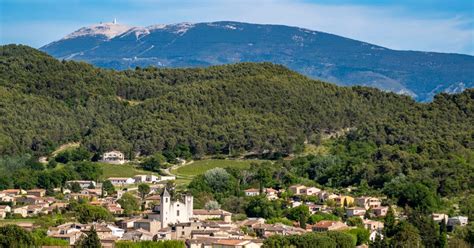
left=1, top=0, right=473, bottom=54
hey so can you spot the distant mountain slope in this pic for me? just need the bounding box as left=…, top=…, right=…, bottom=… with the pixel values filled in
left=40, top=21, right=474, bottom=101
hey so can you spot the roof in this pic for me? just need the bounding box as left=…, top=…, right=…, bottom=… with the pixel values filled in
left=27, top=189, right=46, bottom=192
left=315, top=220, right=341, bottom=228
left=108, top=177, right=132, bottom=180
left=244, top=188, right=259, bottom=193
left=213, top=239, right=249, bottom=245
left=193, top=209, right=230, bottom=215
left=162, top=187, right=170, bottom=198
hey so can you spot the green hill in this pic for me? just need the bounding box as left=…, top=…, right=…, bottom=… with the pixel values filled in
left=0, top=44, right=472, bottom=196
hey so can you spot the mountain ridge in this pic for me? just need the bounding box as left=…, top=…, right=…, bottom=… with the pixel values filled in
left=40, top=21, right=474, bottom=101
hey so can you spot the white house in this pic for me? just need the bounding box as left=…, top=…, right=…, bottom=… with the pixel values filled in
left=244, top=188, right=260, bottom=197
left=159, top=176, right=176, bottom=182
left=107, top=224, right=125, bottom=238
left=160, top=188, right=193, bottom=228
left=66, top=180, right=96, bottom=189
left=108, top=177, right=135, bottom=185
left=101, top=151, right=126, bottom=164
left=346, top=207, right=366, bottom=217
left=134, top=175, right=147, bottom=183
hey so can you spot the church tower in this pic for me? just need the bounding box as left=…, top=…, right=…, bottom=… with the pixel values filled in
left=160, top=187, right=171, bottom=228
left=185, top=194, right=193, bottom=219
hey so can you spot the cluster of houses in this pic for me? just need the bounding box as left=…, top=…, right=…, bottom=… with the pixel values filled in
left=1, top=180, right=470, bottom=248
left=106, top=175, right=176, bottom=186
left=0, top=189, right=68, bottom=219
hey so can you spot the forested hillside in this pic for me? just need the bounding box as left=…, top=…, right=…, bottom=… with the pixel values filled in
left=1, top=44, right=473, bottom=196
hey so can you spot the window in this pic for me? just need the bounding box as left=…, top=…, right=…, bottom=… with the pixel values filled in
left=166, top=198, right=168, bottom=203
left=177, top=210, right=180, bottom=216
left=181, top=231, right=185, bottom=235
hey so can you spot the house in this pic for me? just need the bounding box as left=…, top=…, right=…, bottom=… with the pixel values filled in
left=447, top=216, right=468, bottom=230
left=122, top=229, right=155, bottom=241
left=334, top=195, right=354, bottom=207
left=144, top=194, right=161, bottom=209
left=356, top=197, right=382, bottom=210
left=12, top=206, right=28, bottom=217
left=160, top=175, right=176, bottom=181
left=160, top=188, right=193, bottom=228
left=212, top=239, right=262, bottom=248
left=363, top=219, right=384, bottom=231
left=2, top=189, right=24, bottom=196
left=432, top=213, right=449, bottom=224
left=193, top=209, right=232, bottom=223
left=27, top=204, right=47, bottom=216
left=66, top=180, right=96, bottom=189
left=15, top=195, right=44, bottom=205
left=253, top=223, right=306, bottom=238
left=313, top=221, right=348, bottom=232
left=0, top=205, right=11, bottom=219
left=133, top=219, right=161, bottom=234
left=26, top=189, right=46, bottom=198
left=0, top=195, right=15, bottom=203
left=118, top=217, right=142, bottom=229
left=80, top=188, right=103, bottom=196
left=107, top=225, right=125, bottom=238
left=108, top=177, right=135, bottom=185
left=346, top=207, right=366, bottom=217
left=288, top=185, right=307, bottom=195
left=134, top=175, right=148, bottom=183
left=100, top=150, right=126, bottom=164
left=244, top=188, right=260, bottom=197
left=264, top=188, right=279, bottom=200
left=372, top=206, right=389, bottom=217
left=304, top=187, right=321, bottom=196
left=49, top=231, right=84, bottom=245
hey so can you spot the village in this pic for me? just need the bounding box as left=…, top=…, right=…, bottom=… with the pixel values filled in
left=0, top=150, right=470, bottom=247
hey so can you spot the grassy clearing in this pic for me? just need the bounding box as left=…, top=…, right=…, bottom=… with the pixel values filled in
left=172, top=159, right=263, bottom=177
left=0, top=218, right=36, bottom=226
left=98, top=162, right=159, bottom=178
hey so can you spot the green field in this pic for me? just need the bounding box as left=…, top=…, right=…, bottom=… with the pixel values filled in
left=0, top=218, right=36, bottom=226
left=171, top=159, right=265, bottom=185
left=98, top=162, right=159, bottom=178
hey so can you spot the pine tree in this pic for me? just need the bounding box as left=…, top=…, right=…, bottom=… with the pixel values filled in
left=78, top=226, right=101, bottom=248
left=438, top=220, right=447, bottom=248
left=384, top=207, right=396, bottom=237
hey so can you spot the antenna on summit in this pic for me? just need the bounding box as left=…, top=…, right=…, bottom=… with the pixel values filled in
left=113, top=18, right=117, bottom=24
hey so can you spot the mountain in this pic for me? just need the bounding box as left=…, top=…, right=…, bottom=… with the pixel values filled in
left=40, top=21, right=474, bottom=102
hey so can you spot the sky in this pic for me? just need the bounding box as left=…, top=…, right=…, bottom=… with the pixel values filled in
left=1, top=0, right=473, bottom=55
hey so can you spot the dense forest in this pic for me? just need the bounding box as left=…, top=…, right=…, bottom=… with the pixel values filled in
left=0, top=44, right=473, bottom=197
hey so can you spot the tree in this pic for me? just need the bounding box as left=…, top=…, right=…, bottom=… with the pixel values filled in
left=245, top=196, right=282, bottom=219
left=140, top=153, right=167, bottom=172
left=287, top=205, right=310, bottom=229
left=117, top=193, right=140, bottom=216
left=204, top=168, right=232, bottom=193
left=69, top=182, right=82, bottom=193
left=347, top=216, right=363, bottom=227
left=347, top=228, right=370, bottom=245
left=102, top=180, right=115, bottom=195
left=439, top=220, right=447, bottom=248
left=370, top=232, right=388, bottom=248
left=384, top=206, right=396, bottom=237
left=138, top=183, right=151, bottom=200
left=77, top=226, right=101, bottom=247
left=0, top=224, right=34, bottom=247
left=74, top=204, right=113, bottom=224
left=390, top=221, right=422, bottom=248
left=204, top=200, right=220, bottom=210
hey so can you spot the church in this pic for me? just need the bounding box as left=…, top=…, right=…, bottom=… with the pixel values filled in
left=159, top=188, right=193, bottom=228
